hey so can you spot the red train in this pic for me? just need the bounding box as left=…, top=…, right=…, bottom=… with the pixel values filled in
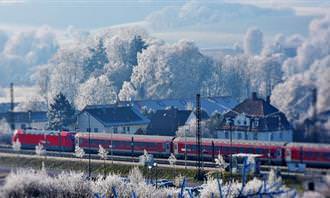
left=75, top=133, right=173, bottom=157
left=12, top=129, right=75, bottom=152
left=11, top=129, right=330, bottom=168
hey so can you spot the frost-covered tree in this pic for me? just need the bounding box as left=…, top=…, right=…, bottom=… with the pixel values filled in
left=272, top=16, right=330, bottom=124
left=12, top=139, right=21, bottom=152
left=84, top=38, right=109, bottom=78
left=119, top=40, right=213, bottom=100
left=104, top=33, right=148, bottom=89
left=244, top=27, right=263, bottom=56
left=75, top=75, right=117, bottom=110
left=74, top=145, right=85, bottom=159
left=46, top=44, right=87, bottom=104
left=98, top=145, right=108, bottom=178
left=48, top=93, right=75, bottom=130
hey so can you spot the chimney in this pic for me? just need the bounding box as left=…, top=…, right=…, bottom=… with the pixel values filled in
left=252, top=92, right=257, bottom=100
left=266, top=95, right=271, bottom=104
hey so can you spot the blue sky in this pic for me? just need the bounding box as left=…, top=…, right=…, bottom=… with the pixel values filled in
left=0, top=0, right=329, bottom=47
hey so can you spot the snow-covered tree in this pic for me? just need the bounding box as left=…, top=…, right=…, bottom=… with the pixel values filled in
left=12, top=139, right=21, bottom=152
left=84, top=38, right=109, bottom=78
left=75, top=75, right=117, bottom=110
left=215, top=154, right=227, bottom=172
left=35, top=143, right=46, bottom=156
left=98, top=145, right=108, bottom=178
left=48, top=93, right=75, bottom=130
left=74, top=145, right=85, bottom=159
left=244, top=27, right=263, bottom=56
left=119, top=40, right=214, bottom=100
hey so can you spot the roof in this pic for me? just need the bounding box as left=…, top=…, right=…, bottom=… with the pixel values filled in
left=222, top=93, right=291, bottom=131
left=225, top=98, right=279, bottom=117
left=146, top=108, right=192, bottom=136
left=0, top=111, right=47, bottom=123
left=82, top=105, right=149, bottom=127
left=0, top=103, right=18, bottom=113
left=118, top=96, right=238, bottom=115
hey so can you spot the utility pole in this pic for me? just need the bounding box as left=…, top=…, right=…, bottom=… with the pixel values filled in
left=88, top=113, right=91, bottom=179
left=10, top=83, right=15, bottom=130
left=195, top=93, right=204, bottom=180
left=229, top=118, right=234, bottom=182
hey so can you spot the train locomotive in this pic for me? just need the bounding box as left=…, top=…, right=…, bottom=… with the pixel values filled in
left=12, top=129, right=330, bottom=168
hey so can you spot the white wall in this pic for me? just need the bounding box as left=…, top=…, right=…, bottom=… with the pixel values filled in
left=77, top=112, right=148, bottom=134
left=216, top=129, right=293, bottom=142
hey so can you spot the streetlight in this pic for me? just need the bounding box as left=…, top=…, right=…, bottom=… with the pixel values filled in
left=229, top=118, right=234, bottom=182
left=148, top=165, right=152, bottom=185
left=184, top=125, right=189, bottom=170
left=110, top=130, right=113, bottom=164
left=88, top=113, right=91, bottom=179
left=153, top=162, right=158, bottom=188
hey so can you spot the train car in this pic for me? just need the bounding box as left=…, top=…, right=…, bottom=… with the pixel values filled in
left=75, top=132, right=174, bottom=157
left=285, top=142, right=330, bottom=168
left=173, top=137, right=286, bottom=164
left=12, top=129, right=75, bottom=152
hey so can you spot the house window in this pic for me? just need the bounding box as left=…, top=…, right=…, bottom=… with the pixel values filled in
left=238, top=133, right=242, bottom=139
left=225, top=132, right=229, bottom=139
left=94, top=128, right=98, bottom=132
left=113, top=127, right=118, bottom=133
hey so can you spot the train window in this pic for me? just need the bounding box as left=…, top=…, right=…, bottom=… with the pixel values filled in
left=253, top=133, right=258, bottom=140
left=225, top=132, right=229, bottom=139
left=222, top=147, right=229, bottom=152
left=304, top=152, right=314, bottom=158
left=113, top=127, right=118, bottom=133
left=239, top=147, right=245, bottom=153
left=256, top=148, right=265, bottom=154
left=94, top=128, right=98, bottom=132
left=324, top=153, right=330, bottom=160
left=238, top=133, right=242, bottom=140
left=127, top=127, right=130, bottom=132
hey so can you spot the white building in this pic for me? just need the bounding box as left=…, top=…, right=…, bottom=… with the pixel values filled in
left=217, top=93, right=293, bottom=142
left=77, top=105, right=150, bottom=134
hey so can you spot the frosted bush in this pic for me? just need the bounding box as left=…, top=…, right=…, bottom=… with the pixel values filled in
left=128, top=166, right=144, bottom=185
left=1, top=169, right=54, bottom=197
left=1, top=169, right=93, bottom=198
left=92, top=174, right=128, bottom=197
left=54, top=171, right=92, bottom=197
left=0, top=168, right=295, bottom=198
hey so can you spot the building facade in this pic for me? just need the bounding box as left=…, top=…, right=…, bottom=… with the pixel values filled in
left=216, top=93, right=293, bottom=142
left=0, top=111, right=48, bottom=130
left=77, top=105, right=150, bottom=134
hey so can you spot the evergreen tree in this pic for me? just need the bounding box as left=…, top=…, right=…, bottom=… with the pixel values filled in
left=48, top=93, right=75, bottom=130
left=84, top=38, right=109, bottom=78
left=128, top=35, right=148, bottom=66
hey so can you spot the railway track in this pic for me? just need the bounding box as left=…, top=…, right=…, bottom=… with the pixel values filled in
left=0, top=145, right=329, bottom=176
